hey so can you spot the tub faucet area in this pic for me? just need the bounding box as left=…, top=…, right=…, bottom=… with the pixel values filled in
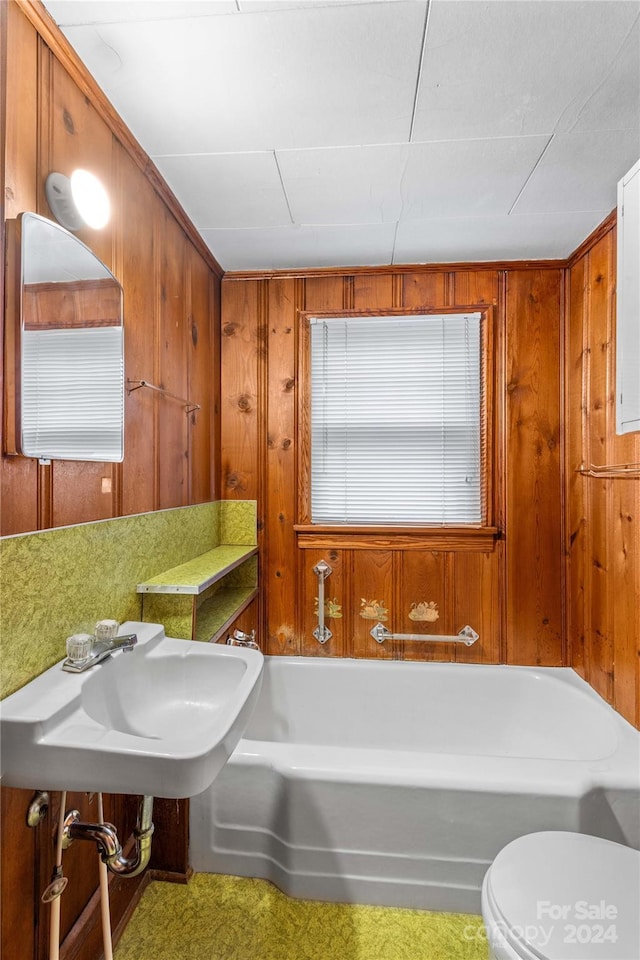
left=226, top=629, right=259, bottom=650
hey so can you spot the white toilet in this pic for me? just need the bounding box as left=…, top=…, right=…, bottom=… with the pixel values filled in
left=481, top=832, right=640, bottom=960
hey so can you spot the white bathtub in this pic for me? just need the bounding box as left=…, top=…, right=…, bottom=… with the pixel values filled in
left=190, top=657, right=640, bottom=913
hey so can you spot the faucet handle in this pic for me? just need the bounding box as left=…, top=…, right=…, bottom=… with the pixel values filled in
left=95, top=619, right=120, bottom=642
left=65, top=633, right=94, bottom=663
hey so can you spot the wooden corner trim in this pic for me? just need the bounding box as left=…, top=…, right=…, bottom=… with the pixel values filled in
left=566, top=209, right=616, bottom=267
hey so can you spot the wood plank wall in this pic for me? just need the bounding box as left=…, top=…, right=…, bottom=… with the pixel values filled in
left=1, top=4, right=221, bottom=959
left=221, top=266, right=565, bottom=669
left=566, top=216, right=640, bottom=729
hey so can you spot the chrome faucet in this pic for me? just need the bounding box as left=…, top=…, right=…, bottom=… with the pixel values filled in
left=62, top=633, right=138, bottom=673
left=226, top=629, right=259, bottom=650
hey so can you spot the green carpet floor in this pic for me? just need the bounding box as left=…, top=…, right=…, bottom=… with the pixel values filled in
left=113, top=874, right=489, bottom=960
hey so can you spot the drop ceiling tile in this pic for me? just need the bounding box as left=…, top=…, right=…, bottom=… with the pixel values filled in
left=570, top=16, right=640, bottom=133
left=200, top=222, right=397, bottom=270
left=413, top=0, right=640, bottom=142
left=153, top=153, right=291, bottom=228
left=61, top=1, right=426, bottom=154
left=401, top=136, right=549, bottom=220
left=238, top=1, right=398, bottom=10
left=43, top=1, right=238, bottom=25
left=393, top=211, right=610, bottom=263
left=513, top=128, right=640, bottom=215
left=277, top=144, right=409, bottom=224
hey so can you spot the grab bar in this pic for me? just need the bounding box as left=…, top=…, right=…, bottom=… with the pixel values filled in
left=370, top=623, right=479, bottom=646
left=312, top=560, right=332, bottom=644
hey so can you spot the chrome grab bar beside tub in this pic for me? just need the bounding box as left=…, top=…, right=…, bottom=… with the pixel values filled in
left=370, top=623, right=479, bottom=646
left=312, top=559, right=332, bottom=644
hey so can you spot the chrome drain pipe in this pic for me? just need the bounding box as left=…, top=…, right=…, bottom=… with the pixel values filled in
left=63, top=795, right=154, bottom=878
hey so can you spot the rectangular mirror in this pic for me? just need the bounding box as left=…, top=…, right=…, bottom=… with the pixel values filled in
left=5, top=212, right=124, bottom=462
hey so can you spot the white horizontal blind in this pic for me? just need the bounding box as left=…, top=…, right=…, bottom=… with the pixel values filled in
left=21, top=326, right=124, bottom=461
left=310, top=313, right=482, bottom=524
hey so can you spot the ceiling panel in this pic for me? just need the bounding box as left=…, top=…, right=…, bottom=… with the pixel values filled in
left=277, top=144, right=409, bottom=224
left=200, top=222, right=397, bottom=270
left=400, top=136, right=550, bottom=220
left=569, top=16, right=640, bottom=133
left=44, top=1, right=238, bottom=25
left=413, top=0, right=640, bottom=142
left=513, top=128, right=640, bottom=215
left=154, top=152, right=291, bottom=228
left=42, top=0, right=640, bottom=270
left=61, top=1, right=427, bottom=155
left=393, top=210, right=610, bottom=263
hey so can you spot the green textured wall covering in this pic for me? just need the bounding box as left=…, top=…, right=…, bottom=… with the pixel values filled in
left=0, top=501, right=256, bottom=699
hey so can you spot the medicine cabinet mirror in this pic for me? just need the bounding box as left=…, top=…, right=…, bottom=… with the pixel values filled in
left=5, top=212, right=124, bottom=462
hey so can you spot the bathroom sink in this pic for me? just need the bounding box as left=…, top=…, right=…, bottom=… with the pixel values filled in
left=0, top=622, right=263, bottom=798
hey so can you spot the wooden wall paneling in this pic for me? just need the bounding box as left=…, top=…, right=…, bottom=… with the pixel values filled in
left=187, top=242, right=216, bottom=505
left=220, top=281, right=261, bottom=501
left=117, top=147, right=157, bottom=517
left=610, top=468, right=640, bottom=725
left=157, top=209, right=188, bottom=509
left=220, top=279, right=265, bottom=646
left=607, top=223, right=640, bottom=725
left=452, top=550, right=500, bottom=663
left=299, top=548, right=348, bottom=657
left=265, top=278, right=299, bottom=653
left=352, top=273, right=394, bottom=309
left=565, top=215, right=640, bottom=727
left=452, top=270, right=499, bottom=307
left=210, top=274, right=222, bottom=503
left=505, top=270, right=563, bottom=665
left=0, top=788, right=38, bottom=960
left=303, top=276, right=347, bottom=312
left=402, top=272, right=447, bottom=309
left=4, top=1, right=38, bottom=220
left=351, top=550, right=395, bottom=659
left=585, top=237, right=614, bottom=702
left=565, top=255, right=588, bottom=678
left=1, top=4, right=40, bottom=534
left=399, top=550, right=450, bottom=661
left=48, top=56, right=118, bottom=527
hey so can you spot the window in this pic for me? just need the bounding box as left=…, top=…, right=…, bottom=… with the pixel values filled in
left=308, top=311, right=486, bottom=526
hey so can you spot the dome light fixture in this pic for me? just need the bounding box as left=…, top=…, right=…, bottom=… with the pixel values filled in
left=45, top=169, right=111, bottom=231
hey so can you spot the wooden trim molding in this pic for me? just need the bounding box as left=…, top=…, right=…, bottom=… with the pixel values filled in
left=18, top=0, right=224, bottom=279
left=295, top=526, right=500, bottom=551
left=226, top=259, right=568, bottom=282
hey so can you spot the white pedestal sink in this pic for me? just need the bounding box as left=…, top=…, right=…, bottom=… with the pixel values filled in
left=0, top=622, right=263, bottom=798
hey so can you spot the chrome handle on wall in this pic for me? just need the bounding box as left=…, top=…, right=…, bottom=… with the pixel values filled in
left=312, top=560, right=333, bottom=644
left=370, top=623, right=479, bottom=646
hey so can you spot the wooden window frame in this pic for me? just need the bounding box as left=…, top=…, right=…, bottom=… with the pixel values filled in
left=295, top=305, right=499, bottom=551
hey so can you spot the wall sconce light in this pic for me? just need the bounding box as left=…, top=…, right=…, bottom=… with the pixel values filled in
left=45, top=169, right=111, bottom=231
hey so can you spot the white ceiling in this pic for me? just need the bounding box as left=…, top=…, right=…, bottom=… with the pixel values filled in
left=42, top=0, right=640, bottom=271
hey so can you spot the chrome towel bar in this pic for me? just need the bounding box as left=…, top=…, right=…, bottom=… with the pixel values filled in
left=370, top=623, right=479, bottom=646
left=312, top=560, right=332, bottom=644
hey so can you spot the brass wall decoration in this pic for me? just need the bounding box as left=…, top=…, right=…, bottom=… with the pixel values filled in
left=408, top=601, right=439, bottom=622
left=360, top=599, right=388, bottom=621
left=314, top=596, right=343, bottom=619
